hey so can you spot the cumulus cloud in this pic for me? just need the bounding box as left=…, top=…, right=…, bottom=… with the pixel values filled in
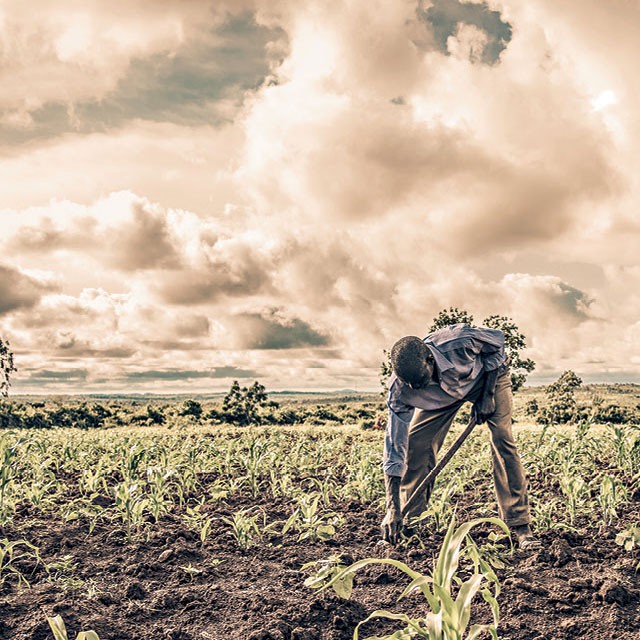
left=2, top=0, right=640, bottom=391
left=0, top=264, right=57, bottom=314
left=0, top=6, right=286, bottom=146
left=227, top=309, right=330, bottom=350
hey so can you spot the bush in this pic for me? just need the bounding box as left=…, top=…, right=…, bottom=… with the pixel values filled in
left=221, top=381, right=276, bottom=426
left=537, top=371, right=582, bottom=425
left=594, top=404, right=636, bottom=425
left=178, top=400, right=202, bottom=420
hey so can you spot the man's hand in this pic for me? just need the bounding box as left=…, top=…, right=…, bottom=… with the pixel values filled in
left=381, top=474, right=403, bottom=544
left=474, top=368, right=499, bottom=424
left=473, top=394, right=496, bottom=424
left=381, top=506, right=403, bottom=544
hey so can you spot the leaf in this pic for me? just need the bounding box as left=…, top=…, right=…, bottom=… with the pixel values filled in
left=455, top=574, right=483, bottom=630
left=354, top=610, right=421, bottom=640
left=47, top=616, right=69, bottom=640
left=316, top=524, right=335, bottom=541
left=332, top=570, right=355, bottom=599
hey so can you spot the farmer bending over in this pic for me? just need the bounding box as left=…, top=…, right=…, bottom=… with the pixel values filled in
left=381, top=323, right=537, bottom=549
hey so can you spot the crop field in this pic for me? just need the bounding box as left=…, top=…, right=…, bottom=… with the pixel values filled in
left=1, top=403, right=640, bottom=640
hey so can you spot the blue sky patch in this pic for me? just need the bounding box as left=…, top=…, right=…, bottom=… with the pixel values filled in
left=422, top=0, right=512, bottom=64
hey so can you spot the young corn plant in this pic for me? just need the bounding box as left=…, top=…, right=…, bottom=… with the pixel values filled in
left=596, top=474, right=628, bottom=527
left=268, top=469, right=297, bottom=500
left=78, top=463, right=108, bottom=497
left=531, top=496, right=577, bottom=533
left=413, top=480, right=459, bottom=534
left=113, top=481, right=149, bottom=539
left=615, top=524, right=640, bottom=571
left=559, top=474, right=590, bottom=525
left=342, top=457, right=382, bottom=504
left=222, top=508, right=264, bottom=550
left=305, top=515, right=509, bottom=640
left=145, top=465, right=175, bottom=522
left=184, top=502, right=214, bottom=544
left=0, top=435, right=24, bottom=525
left=47, top=615, right=100, bottom=640
left=0, top=538, right=43, bottom=587
left=607, top=426, right=640, bottom=478
left=282, top=494, right=343, bottom=542
left=117, top=442, right=147, bottom=482
left=46, top=555, right=85, bottom=593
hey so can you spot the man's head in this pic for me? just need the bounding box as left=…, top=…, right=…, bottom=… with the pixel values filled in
left=390, top=336, right=434, bottom=389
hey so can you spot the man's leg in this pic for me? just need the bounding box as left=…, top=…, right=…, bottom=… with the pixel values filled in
left=400, top=403, right=461, bottom=521
left=485, top=372, right=531, bottom=527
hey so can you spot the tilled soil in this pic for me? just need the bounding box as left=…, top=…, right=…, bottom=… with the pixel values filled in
left=2, top=497, right=639, bottom=640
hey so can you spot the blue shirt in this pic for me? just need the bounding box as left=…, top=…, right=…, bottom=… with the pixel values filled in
left=383, top=324, right=506, bottom=477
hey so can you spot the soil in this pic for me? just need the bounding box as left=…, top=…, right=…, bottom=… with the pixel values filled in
left=2, top=493, right=639, bottom=640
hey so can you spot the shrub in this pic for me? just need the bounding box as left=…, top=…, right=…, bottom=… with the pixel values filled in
left=537, top=370, right=583, bottom=425
left=221, top=381, right=275, bottom=426
left=178, top=400, right=203, bottom=420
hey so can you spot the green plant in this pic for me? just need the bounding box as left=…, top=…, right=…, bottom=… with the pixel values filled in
left=306, top=515, right=509, bottom=640
left=222, top=380, right=273, bottom=426
left=222, top=508, right=264, bottom=550
left=47, top=615, right=100, bottom=640
left=596, top=475, right=628, bottom=527
left=179, top=400, right=203, bottom=420
left=539, top=371, right=583, bottom=425
left=180, top=563, right=204, bottom=581
left=559, top=474, right=589, bottom=525
left=0, top=538, right=42, bottom=587
left=413, top=479, right=459, bottom=533
left=531, top=496, right=577, bottom=533
left=282, top=494, right=342, bottom=542
left=615, top=524, right=640, bottom=571
left=113, top=481, right=149, bottom=538
left=302, top=554, right=353, bottom=598
left=0, top=435, right=25, bottom=524
left=184, top=502, right=214, bottom=544
left=46, top=555, right=85, bottom=592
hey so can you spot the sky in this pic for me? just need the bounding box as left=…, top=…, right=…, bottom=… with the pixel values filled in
left=1, top=0, right=639, bottom=394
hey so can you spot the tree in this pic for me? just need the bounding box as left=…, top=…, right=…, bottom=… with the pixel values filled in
left=542, top=370, right=583, bottom=424
left=0, top=338, right=16, bottom=397
left=221, top=381, right=274, bottom=426
left=179, top=399, right=203, bottom=420
left=482, top=315, right=535, bottom=392
left=380, top=308, right=535, bottom=394
left=429, top=307, right=474, bottom=332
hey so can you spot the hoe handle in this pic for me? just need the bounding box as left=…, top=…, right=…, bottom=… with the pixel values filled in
left=401, top=415, right=478, bottom=518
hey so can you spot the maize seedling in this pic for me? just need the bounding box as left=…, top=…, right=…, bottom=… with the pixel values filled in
left=305, top=515, right=510, bottom=640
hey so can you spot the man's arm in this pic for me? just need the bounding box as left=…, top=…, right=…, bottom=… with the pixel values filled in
left=382, top=388, right=412, bottom=543
left=473, top=328, right=505, bottom=423
left=473, top=367, right=498, bottom=424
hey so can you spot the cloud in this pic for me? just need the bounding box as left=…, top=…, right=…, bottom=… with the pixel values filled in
left=229, top=309, right=330, bottom=350
left=109, top=200, right=181, bottom=271
left=2, top=0, right=640, bottom=392
left=124, top=366, right=258, bottom=381
left=0, top=10, right=286, bottom=145
left=26, top=369, right=89, bottom=381
left=0, top=264, right=56, bottom=314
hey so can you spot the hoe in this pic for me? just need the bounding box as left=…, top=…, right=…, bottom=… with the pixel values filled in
left=401, top=414, right=478, bottom=518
